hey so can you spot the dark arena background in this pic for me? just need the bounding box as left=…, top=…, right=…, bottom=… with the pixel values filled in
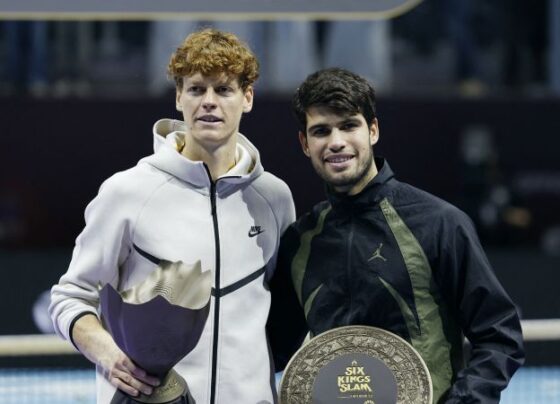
left=1, top=0, right=559, bottom=402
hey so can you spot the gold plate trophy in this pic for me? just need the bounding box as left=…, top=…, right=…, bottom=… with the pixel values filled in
left=100, top=260, right=212, bottom=404
left=279, top=326, right=433, bottom=404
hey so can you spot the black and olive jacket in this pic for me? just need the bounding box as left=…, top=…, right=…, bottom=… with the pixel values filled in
left=268, top=158, right=524, bottom=403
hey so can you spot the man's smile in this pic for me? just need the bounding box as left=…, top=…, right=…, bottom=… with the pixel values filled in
left=324, top=154, right=354, bottom=168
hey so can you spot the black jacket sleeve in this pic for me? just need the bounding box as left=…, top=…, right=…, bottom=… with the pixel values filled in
left=436, top=209, right=524, bottom=403
left=267, top=226, right=309, bottom=372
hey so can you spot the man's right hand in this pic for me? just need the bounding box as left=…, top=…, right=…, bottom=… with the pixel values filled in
left=72, top=314, right=160, bottom=397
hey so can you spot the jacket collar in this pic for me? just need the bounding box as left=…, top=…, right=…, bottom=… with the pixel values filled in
left=140, top=119, right=263, bottom=192
left=326, top=157, right=395, bottom=211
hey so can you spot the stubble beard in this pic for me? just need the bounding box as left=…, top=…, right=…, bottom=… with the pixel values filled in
left=313, top=148, right=374, bottom=190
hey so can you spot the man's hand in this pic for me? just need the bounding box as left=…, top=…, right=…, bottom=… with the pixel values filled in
left=72, top=314, right=160, bottom=396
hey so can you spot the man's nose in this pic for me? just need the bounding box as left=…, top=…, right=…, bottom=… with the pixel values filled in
left=328, top=129, right=346, bottom=151
left=201, top=89, right=217, bottom=110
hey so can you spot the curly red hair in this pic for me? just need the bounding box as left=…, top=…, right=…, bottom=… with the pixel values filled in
left=168, top=28, right=259, bottom=91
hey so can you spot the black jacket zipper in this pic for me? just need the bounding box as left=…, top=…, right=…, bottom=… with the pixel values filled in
left=209, top=179, right=220, bottom=404
left=345, top=217, right=355, bottom=324
left=205, top=169, right=242, bottom=404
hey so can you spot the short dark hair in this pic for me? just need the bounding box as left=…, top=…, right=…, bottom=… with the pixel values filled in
left=292, top=68, right=376, bottom=131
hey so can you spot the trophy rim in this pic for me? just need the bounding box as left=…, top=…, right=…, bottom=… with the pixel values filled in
left=279, top=325, right=433, bottom=404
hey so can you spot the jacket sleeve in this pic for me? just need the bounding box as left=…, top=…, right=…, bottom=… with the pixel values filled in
left=49, top=175, right=133, bottom=347
left=274, top=178, right=296, bottom=236
left=267, top=225, right=309, bottom=372
left=435, top=209, right=524, bottom=403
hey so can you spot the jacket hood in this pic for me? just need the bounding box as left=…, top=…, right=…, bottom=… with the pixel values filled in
left=141, top=119, right=264, bottom=191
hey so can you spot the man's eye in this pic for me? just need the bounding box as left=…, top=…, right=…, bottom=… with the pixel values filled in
left=341, top=123, right=357, bottom=131
left=312, top=128, right=330, bottom=136
left=217, top=86, right=232, bottom=94
left=188, top=86, right=203, bottom=93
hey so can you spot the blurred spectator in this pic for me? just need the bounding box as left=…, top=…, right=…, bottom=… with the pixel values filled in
left=502, top=0, right=548, bottom=91
left=266, top=21, right=319, bottom=93
left=392, top=0, right=484, bottom=95
left=459, top=126, right=532, bottom=245
left=549, top=0, right=560, bottom=94
left=323, top=21, right=392, bottom=92
left=443, top=0, right=485, bottom=96
left=1, top=21, right=49, bottom=97
left=147, top=21, right=197, bottom=96
left=52, top=21, right=94, bottom=98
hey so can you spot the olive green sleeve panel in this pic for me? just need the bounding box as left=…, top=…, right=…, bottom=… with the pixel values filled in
left=380, top=198, right=454, bottom=403
left=304, top=284, right=323, bottom=320
left=291, top=206, right=332, bottom=306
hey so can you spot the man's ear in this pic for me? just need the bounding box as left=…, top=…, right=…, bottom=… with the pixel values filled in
left=298, top=131, right=310, bottom=157
left=370, top=118, right=379, bottom=146
left=243, top=86, right=254, bottom=113
left=176, top=88, right=183, bottom=112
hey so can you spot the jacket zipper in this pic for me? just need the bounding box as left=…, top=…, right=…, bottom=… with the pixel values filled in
left=208, top=179, right=220, bottom=404
left=205, top=170, right=241, bottom=404
left=345, top=217, right=355, bottom=324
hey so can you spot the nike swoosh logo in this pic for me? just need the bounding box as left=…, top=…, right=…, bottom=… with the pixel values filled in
left=248, top=229, right=265, bottom=237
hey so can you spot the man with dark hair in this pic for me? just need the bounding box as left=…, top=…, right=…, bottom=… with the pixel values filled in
left=50, top=28, right=295, bottom=403
left=268, top=67, right=524, bottom=403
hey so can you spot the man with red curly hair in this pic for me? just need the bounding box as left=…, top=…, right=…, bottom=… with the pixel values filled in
left=50, top=28, right=295, bottom=403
